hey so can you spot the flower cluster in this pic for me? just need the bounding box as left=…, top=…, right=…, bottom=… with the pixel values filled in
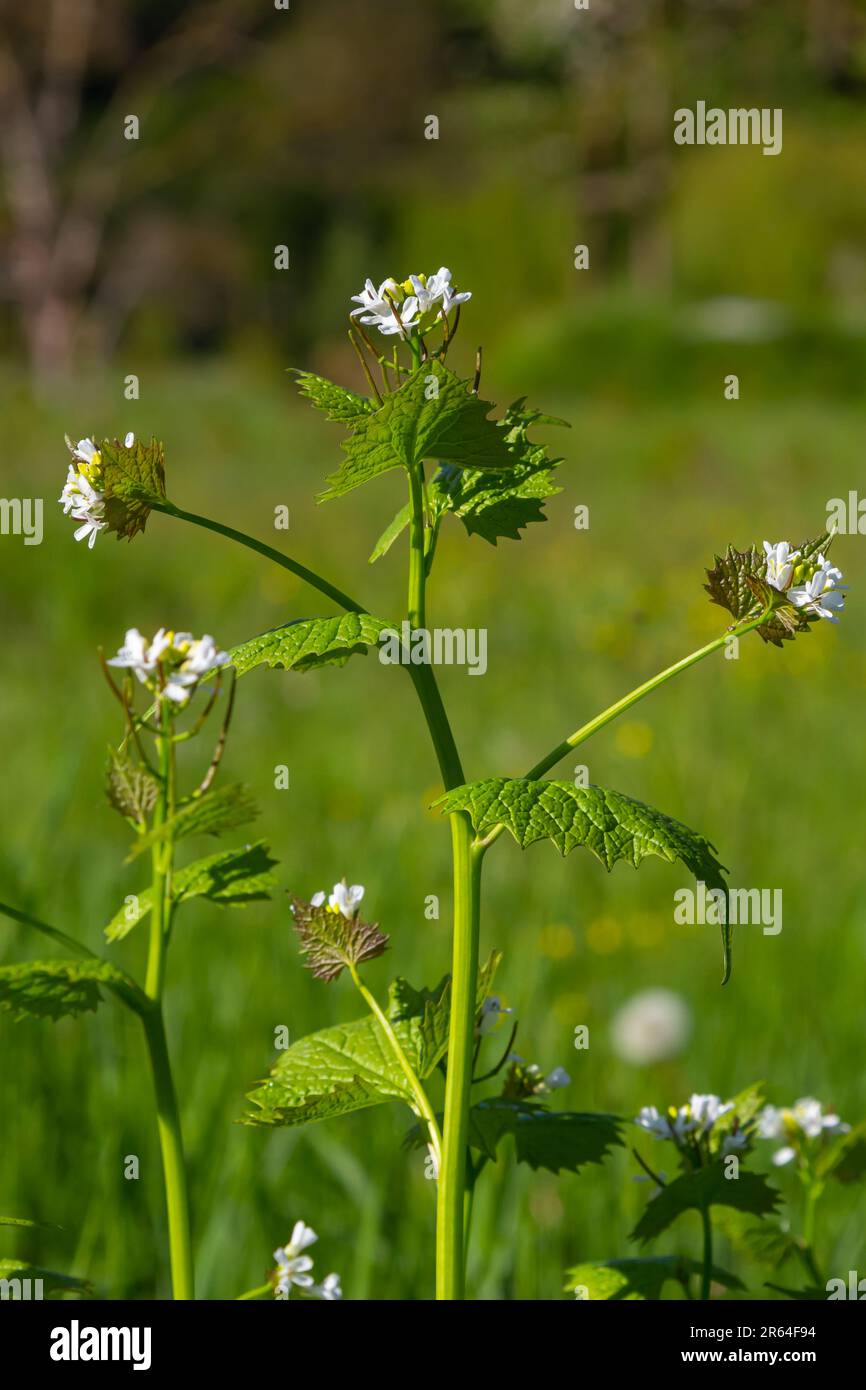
left=310, top=880, right=364, bottom=919
left=503, top=1056, right=571, bottom=1099
left=107, top=627, right=229, bottom=707
left=350, top=267, right=471, bottom=338
left=59, top=434, right=132, bottom=549
left=757, top=1097, right=850, bottom=1167
left=763, top=540, right=847, bottom=622
left=635, top=1092, right=746, bottom=1157
left=272, top=1221, right=342, bottom=1301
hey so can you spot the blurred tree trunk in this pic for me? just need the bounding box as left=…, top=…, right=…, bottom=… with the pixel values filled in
left=0, top=0, right=96, bottom=376
left=0, top=0, right=264, bottom=379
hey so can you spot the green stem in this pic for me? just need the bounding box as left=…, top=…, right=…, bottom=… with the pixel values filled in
left=699, top=1203, right=713, bottom=1301
left=479, top=608, right=772, bottom=850
left=349, top=965, right=442, bottom=1168
left=236, top=1282, right=271, bottom=1301
left=141, top=1007, right=195, bottom=1300
left=151, top=500, right=365, bottom=616
left=436, top=826, right=483, bottom=1300
left=404, top=444, right=482, bottom=1300
left=141, top=705, right=194, bottom=1299
left=407, top=465, right=427, bottom=630
left=0, top=902, right=98, bottom=960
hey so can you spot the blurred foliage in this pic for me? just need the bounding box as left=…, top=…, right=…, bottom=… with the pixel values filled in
left=2, top=0, right=866, bottom=390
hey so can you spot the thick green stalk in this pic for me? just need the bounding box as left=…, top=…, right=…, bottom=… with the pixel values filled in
left=404, top=454, right=482, bottom=1300
left=142, top=708, right=194, bottom=1299
left=407, top=465, right=427, bottom=630
left=141, top=1007, right=195, bottom=1299
left=436, top=825, right=482, bottom=1299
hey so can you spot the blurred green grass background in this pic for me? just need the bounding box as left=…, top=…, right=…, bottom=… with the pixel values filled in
left=1, top=359, right=863, bottom=1299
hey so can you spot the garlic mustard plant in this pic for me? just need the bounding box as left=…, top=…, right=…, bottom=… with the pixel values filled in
left=0, top=266, right=855, bottom=1302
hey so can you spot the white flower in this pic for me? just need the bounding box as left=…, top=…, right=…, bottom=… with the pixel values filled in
left=329, top=881, right=364, bottom=919
left=610, top=988, right=691, bottom=1065
left=107, top=628, right=161, bottom=684
left=476, top=995, right=513, bottom=1036
left=107, top=627, right=229, bottom=707
left=635, top=1106, right=671, bottom=1140
left=59, top=439, right=108, bottom=549
left=757, top=1105, right=784, bottom=1140
left=722, top=1131, right=748, bottom=1155
left=273, top=1220, right=318, bottom=1298
left=312, top=1272, right=342, bottom=1301
left=180, top=634, right=229, bottom=679
left=124, top=431, right=135, bottom=448
left=71, top=437, right=101, bottom=467
left=791, top=1096, right=849, bottom=1139
left=310, top=891, right=326, bottom=908
left=349, top=277, right=419, bottom=337
left=788, top=554, right=847, bottom=622
left=666, top=1106, right=697, bottom=1142
left=409, top=267, right=472, bottom=316
left=757, top=1097, right=850, bottom=1166
left=688, top=1093, right=734, bottom=1133
left=763, top=540, right=800, bottom=592
left=542, top=1066, right=571, bottom=1091
left=520, top=1062, right=570, bottom=1095
left=635, top=1101, right=701, bottom=1143
left=350, top=277, right=399, bottom=319
left=773, top=1146, right=797, bottom=1167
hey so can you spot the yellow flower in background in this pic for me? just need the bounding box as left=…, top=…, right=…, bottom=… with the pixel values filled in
left=627, top=911, right=666, bottom=949
left=586, top=916, right=623, bottom=954
left=538, top=923, right=576, bottom=959
left=615, top=720, right=654, bottom=758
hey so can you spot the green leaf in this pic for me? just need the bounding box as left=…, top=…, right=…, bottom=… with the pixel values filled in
left=106, top=840, right=278, bottom=941
left=816, top=1120, right=866, bottom=1183
left=0, top=1259, right=93, bottom=1298
left=290, top=894, right=389, bottom=982
left=630, top=1162, right=780, bottom=1245
left=0, top=959, right=135, bottom=1021
left=469, top=1099, right=623, bottom=1173
left=704, top=531, right=833, bottom=647
left=436, top=776, right=733, bottom=980
left=740, top=1218, right=802, bottom=1267
left=97, top=435, right=166, bottom=540
left=565, top=1255, right=744, bottom=1301
left=126, top=783, right=259, bottom=860
left=244, top=953, right=500, bottom=1128
left=0, top=1215, right=56, bottom=1230
left=228, top=613, right=392, bottom=676
left=318, top=361, right=515, bottom=503
left=434, top=397, right=568, bottom=546
left=293, top=370, right=373, bottom=424
left=105, top=747, right=159, bottom=825
left=707, top=1080, right=766, bottom=1156
left=369, top=503, right=412, bottom=563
